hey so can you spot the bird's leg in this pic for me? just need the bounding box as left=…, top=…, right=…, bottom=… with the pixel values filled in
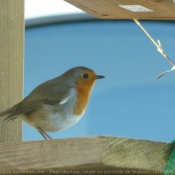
left=37, top=129, right=48, bottom=140
left=37, top=127, right=52, bottom=140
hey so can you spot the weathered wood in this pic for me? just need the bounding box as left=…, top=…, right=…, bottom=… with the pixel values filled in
left=65, top=0, right=175, bottom=19
left=0, top=0, right=24, bottom=142
left=0, top=136, right=174, bottom=174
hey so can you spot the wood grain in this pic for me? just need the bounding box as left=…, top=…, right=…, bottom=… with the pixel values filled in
left=65, top=0, right=175, bottom=19
left=0, top=0, right=24, bottom=143
left=0, top=136, right=174, bottom=174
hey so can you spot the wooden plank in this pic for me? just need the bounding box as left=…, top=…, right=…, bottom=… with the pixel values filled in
left=0, top=0, right=24, bottom=142
left=0, top=136, right=174, bottom=174
left=64, top=0, right=175, bottom=19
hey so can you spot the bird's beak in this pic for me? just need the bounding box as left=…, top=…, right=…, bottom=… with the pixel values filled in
left=95, top=75, right=105, bottom=79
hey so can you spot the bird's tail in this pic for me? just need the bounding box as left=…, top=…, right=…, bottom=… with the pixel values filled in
left=0, top=106, right=16, bottom=121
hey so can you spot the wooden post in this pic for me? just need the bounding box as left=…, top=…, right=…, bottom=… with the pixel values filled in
left=0, top=0, right=24, bottom=142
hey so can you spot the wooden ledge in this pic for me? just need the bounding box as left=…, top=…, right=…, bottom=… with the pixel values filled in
left=0, top=136, right=174, bottom=174
left=65, top=0, right=175, bottom=19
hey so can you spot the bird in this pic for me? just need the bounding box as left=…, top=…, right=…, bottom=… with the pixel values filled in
left=0, top=66, right=105, bottom=140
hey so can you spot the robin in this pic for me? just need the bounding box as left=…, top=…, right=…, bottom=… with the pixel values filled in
left=0, top=66, right=105, bottom=140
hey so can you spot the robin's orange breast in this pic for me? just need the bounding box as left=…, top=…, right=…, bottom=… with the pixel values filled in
left=73, top=81, right=95, bottom=116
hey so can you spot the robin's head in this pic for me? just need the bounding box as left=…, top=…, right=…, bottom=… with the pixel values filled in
left=63, top=66, right=105, bottom=87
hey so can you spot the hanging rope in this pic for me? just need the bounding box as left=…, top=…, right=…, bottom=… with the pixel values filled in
left=133, top=19, right=175, bottom=81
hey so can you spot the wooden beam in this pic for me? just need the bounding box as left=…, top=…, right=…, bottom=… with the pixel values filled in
left=0, top=136, right=174, bottom=173
left=65, top=0, right=175, bottom=19
left=0, top=0, right=24, bottom=142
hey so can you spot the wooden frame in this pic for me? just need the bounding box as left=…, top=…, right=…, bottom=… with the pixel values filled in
left=65, top=0, right=175, bottom=19
left=0, top=0, right=24, bottom=142
left=0, top=136, right=174, bottom=173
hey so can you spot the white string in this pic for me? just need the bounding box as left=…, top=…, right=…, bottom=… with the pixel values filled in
left=133, top=19, right=175, bottom=80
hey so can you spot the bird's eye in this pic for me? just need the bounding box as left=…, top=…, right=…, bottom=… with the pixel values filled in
left=83, top=74, right=88, bottom=79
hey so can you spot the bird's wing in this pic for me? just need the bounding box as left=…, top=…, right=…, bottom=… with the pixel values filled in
left=1, top=77, right=71, bottom=121
left=3, top=97, right=46, bottom=121
left=3, top=95, right=70, bottom=121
